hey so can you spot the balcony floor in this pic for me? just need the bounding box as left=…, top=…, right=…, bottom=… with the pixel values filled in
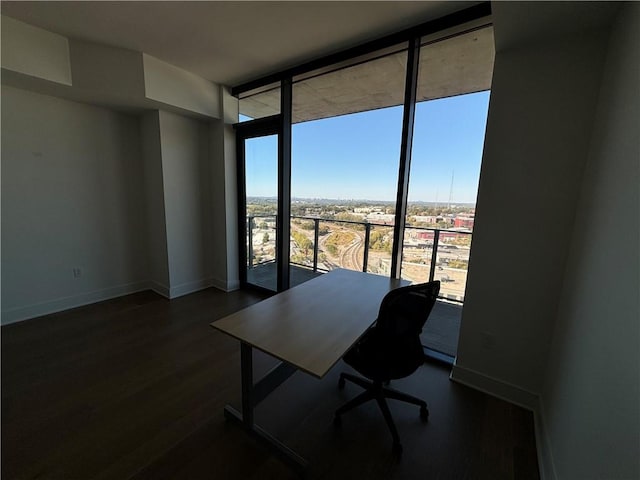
left=247, top=262, right=323, bottom=290
left=246, top=263, right=461, bottom=357
left=420, top=300, right=461, bottom=357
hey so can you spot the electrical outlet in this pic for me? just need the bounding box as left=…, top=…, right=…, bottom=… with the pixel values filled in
left=72, top=268, right=82, bottom=278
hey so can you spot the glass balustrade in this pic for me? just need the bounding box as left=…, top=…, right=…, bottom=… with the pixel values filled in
left=401, top=227, right=471, bottom=302
left=247, top=214, right=472, bottom=302
left=246, top=215, right=277, bottom=267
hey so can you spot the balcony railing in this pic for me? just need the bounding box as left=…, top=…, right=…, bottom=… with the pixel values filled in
left=247, top=215, right=472, bottom=302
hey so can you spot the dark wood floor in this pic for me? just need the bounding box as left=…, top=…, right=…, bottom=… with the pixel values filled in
left=1, top=288, right=539, bottom=480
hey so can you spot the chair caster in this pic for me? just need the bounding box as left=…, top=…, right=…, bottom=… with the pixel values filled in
left=333, top=414, right=342, bottom=426
left=420, top=406, right=429, bottom=422
left=338, top=376, right=346, bottom=390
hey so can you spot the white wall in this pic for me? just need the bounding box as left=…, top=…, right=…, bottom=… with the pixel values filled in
left=540, top=4, right=640, bottom=479
left=1, top=90, right=226, bottom=320
left=1, top=15, right=72, bottom=86
left=143, top=54, right=220, bottom=118
left=158, top=111, right=214, bottom=297
left=69, top=39, right=145, bottom=100
left=1, top=92, right=225, bottom=319
left=210, top=86, right=240, bottom=291
left=454, top=28, right=609, bottom=397
left=141, top=111, right=170, bottom=295
left=1, top=86, right=148, bottom=323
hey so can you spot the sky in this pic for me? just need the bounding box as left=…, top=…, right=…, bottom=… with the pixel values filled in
left=244, top=90, right=491, bottom=204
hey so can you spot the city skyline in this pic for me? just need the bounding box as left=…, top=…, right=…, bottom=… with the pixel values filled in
left=247, top=196, right=476, bottom=207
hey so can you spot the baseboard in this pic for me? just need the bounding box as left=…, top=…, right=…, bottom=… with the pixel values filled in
left=168, top=278, right=214, bottom=299
left=1, top=281, right=150, bottom=325
left=148, top=281, right=170, bottom=298
left=211, top=276, right=240, bottom=292
left=1, top=276, right=242, bottom=325
left=450, top=362, right=539, bottom=412
left=450, top=362, right=556, bottom=480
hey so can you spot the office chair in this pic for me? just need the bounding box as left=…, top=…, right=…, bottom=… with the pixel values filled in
left=333, top=281, right=440, bottom=455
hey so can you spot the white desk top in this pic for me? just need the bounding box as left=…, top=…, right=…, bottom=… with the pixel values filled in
left=211, top=269, right=407, bottom=378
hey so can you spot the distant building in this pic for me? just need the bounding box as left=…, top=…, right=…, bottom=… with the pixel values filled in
left=366, top=212, right=395, bottom=224
left=416, top=231, right=434, bottom=241
left=413, top=215, right=439, bottom=223
left=354, top=207, right=382, bottom=213
left=454, top=216, right=475, bottom=229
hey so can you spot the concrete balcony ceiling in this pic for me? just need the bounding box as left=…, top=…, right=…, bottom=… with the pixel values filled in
left=241, top=27, right=495, bottom=124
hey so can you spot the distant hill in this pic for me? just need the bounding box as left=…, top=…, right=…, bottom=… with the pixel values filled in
left=248, top=196, right=475, bottom=208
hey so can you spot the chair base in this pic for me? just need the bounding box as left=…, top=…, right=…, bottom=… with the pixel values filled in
left=334, top=372, right=429, bottom=454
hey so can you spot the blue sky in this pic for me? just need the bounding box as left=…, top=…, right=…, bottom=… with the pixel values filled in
left=244, top=91, right=490, bottom=203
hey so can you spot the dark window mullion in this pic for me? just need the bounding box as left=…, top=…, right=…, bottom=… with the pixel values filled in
left=236, top=131, right=248, bottom=287
left=277, top=78, right=292, bottom=292
left=234, top=114, right=280, bottom=137
left=390, top=37, right=420, bottom=279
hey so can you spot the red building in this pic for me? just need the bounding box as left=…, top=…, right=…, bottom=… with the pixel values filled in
left=454, top=216, right=475, bottom=229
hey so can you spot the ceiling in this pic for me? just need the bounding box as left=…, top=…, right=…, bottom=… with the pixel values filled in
left=0, top=1, right=479, bottom=88
left=2, top=1, right=619, bottom=123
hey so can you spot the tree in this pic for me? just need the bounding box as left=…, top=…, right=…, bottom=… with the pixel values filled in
left=335, top=212, right=361, bottom=222
left=292, top=231, right=313, bottom=256
left=369, top=230, right=391, bottom=253
left=262, top=233, right=270, bottom=243
left=300, top=221, right=315, bottom=230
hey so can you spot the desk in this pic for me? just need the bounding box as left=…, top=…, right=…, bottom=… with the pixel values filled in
left=211, top=269, right=407, bottom=471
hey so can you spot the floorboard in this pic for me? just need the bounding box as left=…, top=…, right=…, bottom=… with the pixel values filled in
left=2, top=288, right=539, bottom=480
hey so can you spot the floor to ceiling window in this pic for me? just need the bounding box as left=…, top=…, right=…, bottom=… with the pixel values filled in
left=402, top=26, right=494, bottom=357
left=243, top=134, right=279, bottom=291
left=290, top=48, right=407, bottom=279
left=402, top=92, right=490, bottom=297
left=235, top=84, right=284, bottom=292
left=233, top=8, right=494, bottom=359
left=402, top=26, right=493, bottom=302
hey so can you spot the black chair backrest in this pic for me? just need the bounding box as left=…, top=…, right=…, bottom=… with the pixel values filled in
left=375, top=281, right=441, bottom=339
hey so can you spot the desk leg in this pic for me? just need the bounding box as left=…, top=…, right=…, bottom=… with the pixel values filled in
left=223, top=342, right=308, bottom=474
left=240, top=342, right=254, bottom=426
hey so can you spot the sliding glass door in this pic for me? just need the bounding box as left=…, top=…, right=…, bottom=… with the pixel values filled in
left=236, top=118, right=282, bottom=292
left=244, top=134, right=279, bottom=291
